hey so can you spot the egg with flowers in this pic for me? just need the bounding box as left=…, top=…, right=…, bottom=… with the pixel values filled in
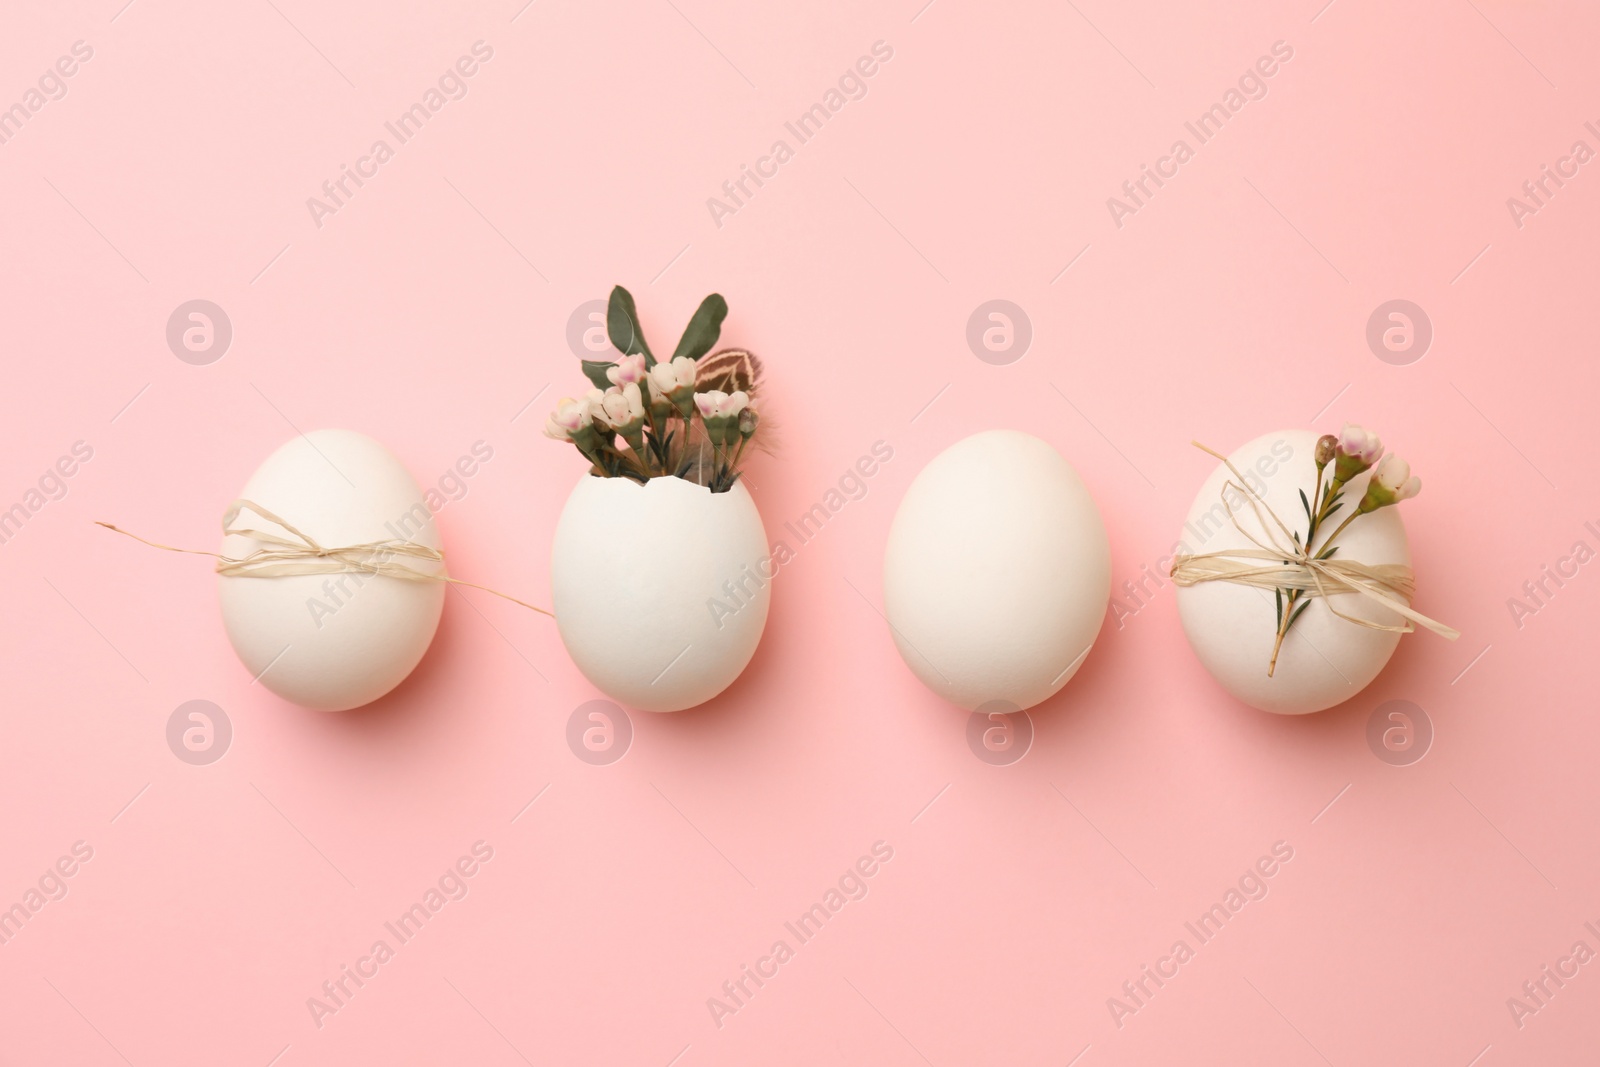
left=545, top=286, right=772, bottom=712
left=1171, top=426, right=1448, bottom=715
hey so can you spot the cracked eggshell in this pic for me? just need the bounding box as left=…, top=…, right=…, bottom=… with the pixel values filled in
left=551, top=475, right=770, bottom=713
left=882, top=430, right=1111, bottom=712
left=218, top=430, right=446, bottom=712
left=1174, top=429, right=1410, bottom=715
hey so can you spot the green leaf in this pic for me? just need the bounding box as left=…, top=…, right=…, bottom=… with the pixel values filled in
left=581, top=360, right=615, bottom=390
left=1299, top=488, right=1311, bottom=521
left=1323, top=502, right=1343, bottom=521
left=672, top=293, right=728, bottom=364
left=1289, top=600, right=1311, bottom=628
left=607, top=285, right=654, bottom=364
left=1318, top=545, right=1339, bottom=560
left=1275, top=588, right=1283, bottom=628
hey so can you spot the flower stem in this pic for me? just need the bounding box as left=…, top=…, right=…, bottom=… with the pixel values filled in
left=1315, top=510, right=1361, bottom=556
left=1269, top=614, right=1289, bottom=677
left=1308, top=467, right=1325, bottom=541
left=1271, top=468, right=1338, bottom=676
left=626, top=437, right=650, bottom=480
left=643, top=409, right=663, bottom=476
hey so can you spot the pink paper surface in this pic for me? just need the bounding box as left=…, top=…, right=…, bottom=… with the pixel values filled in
left=2, top=1, right=1597, bottom=1063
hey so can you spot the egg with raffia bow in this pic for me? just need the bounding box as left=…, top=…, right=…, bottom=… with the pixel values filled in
left=218, top=430, right=446, bottom=712
left=882, top=430, right=1111, bottom=712
left=1173, top=429, right=1411, bottom=715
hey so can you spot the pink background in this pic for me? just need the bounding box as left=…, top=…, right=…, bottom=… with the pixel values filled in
left=3, top=0, right=1597, bottom=1063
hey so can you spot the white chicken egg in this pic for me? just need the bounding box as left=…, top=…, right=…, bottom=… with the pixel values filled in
left=883, top=430, right=1111, bottom=711
left=218, top=430, right=446, bottom=711
left=1173, top=429, right=1410, bottom=714
left=551, top=474, right=770, bottom=713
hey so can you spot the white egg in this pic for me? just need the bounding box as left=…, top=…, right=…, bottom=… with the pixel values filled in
left=551, top=475, right=770, bottom=712
left=883, top=430, right=1111, bottom=711
left=1174, top=429, right=1410, bottom=715
left=218, top=430, right=446, bottom=711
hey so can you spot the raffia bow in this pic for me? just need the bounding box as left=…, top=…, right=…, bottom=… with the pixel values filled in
left=98, top=500, right=551, bottom=615
left=1169, top=443, right=1458, bottom=671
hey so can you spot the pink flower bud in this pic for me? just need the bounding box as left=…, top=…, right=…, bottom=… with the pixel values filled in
left=1334, top=423, right=1384, bottom=482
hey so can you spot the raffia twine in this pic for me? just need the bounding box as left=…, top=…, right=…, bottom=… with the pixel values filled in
left=1168, top=443, right=1458, bottom=648
left=98, top=500, right=551, bottom=616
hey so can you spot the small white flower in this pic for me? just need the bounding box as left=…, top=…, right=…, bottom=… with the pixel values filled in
left=649, top=356, right=697, bottom=395
left=1373, top=453, right=1421, bottom=501
left=542, top=396, right=592, bottom=440
left=1360, top=453, right=1421, bottom=511
left=694, top=389, right=748, bottom=420
left=594, top=382, right=645, bottom=432
left=606, top=352, right=648, bottom=387
left=694, top=390, right=726, bottom=419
